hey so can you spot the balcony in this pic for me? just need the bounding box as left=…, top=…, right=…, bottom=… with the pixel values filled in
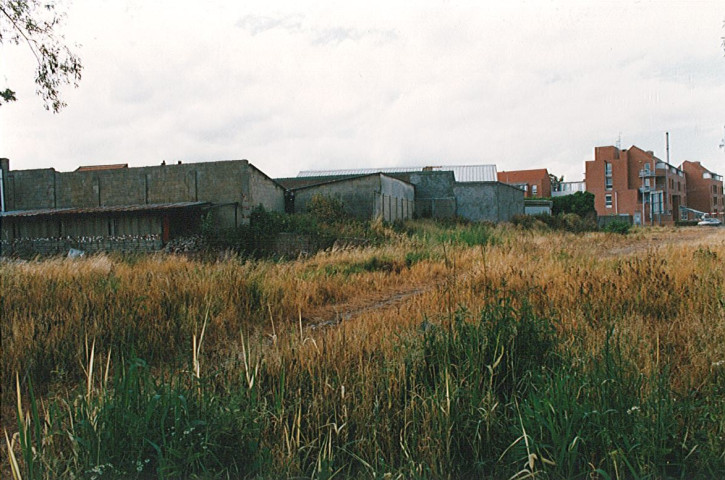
left=639, top=169, right=656, bottom=178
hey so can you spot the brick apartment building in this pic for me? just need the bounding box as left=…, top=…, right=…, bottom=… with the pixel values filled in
left=497, top=168, right=551, bottom=198
left=680, top=160, right=724, bottom=221
left=586, top=146, right=687, bottom=225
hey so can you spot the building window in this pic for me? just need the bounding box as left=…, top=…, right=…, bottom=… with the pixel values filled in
left=605, top=177, right=613, bottom=190
left=532, top=184, right=538, bottom=196
left=605, top=194, right=613, bottom=208
left=714, top=185, right=718, bottom=194
left=605, top=162, right=612, bottom=175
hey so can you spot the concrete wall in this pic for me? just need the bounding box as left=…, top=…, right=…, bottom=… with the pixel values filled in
left=524, top=200, right=553, bottom=215
left=248, top=165, right=286, bottom=217
left=3, top=160, right=284, bottom=217
left=453, top=182, right=524, bottom=222
left=379, top=175, right=415, bottom=221
left=390, top=171, right=456, bottom=218
left=293, top=174, right=414, bottom=222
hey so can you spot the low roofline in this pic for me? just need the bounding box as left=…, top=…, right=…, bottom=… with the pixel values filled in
left=1, top=201, right=212, bottom=218
left=75, top=164, right=128, bottom=172
left=289, top=172, right=414, bottom=191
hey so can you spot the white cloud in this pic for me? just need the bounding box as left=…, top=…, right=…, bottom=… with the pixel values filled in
left=1, top=0, right=723, bottom=182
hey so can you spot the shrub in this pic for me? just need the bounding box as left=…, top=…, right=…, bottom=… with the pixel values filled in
left=306, top=194, right=349, bottom=223
left=603, top=219, right=631, bottom=235
left=551, top=191, right=596, bottom=218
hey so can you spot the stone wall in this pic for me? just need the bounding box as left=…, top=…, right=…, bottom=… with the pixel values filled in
left=1, top=235, right=163, bottom=257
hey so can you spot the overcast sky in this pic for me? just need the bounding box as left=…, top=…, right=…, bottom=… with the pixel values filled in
left=1, top=0, right=724, bottom=181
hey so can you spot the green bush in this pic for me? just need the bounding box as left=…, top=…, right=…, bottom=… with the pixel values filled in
left=306, top=194, right=350, bottom=223
left=603, top=219, right=631, bottom=235
left=551, top=191, right=596, bottom=218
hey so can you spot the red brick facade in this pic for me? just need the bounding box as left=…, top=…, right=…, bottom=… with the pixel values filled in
left=681, top=161, right=724, bottom=221
left=497, top=169, right=551, bottom=198
left=585, top=146, right=687, bottom=225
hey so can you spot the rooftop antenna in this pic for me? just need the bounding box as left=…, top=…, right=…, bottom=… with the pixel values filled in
left=616, top=132, right=622, bottom=149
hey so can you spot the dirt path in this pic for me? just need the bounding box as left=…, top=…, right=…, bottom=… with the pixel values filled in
left=303, top=284, right=433, bottom=330
left=303, top=228, right=725, bottom=329
left=601, top=227, right=724, bottom=258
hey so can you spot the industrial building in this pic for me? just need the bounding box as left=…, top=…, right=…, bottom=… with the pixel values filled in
left=0, top=158, right=285, bottom=255
left=1, top=158, right=527, bottom=256
left=283, top=164, right=524, bottom=223
left=286, top=173, right=415, bottom=222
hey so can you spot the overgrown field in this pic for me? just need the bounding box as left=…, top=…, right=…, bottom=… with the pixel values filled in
left=2, top=222, right=724, bottom=479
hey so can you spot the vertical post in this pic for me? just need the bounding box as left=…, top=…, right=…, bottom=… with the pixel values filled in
left=162, top=216, right=170, bottom=243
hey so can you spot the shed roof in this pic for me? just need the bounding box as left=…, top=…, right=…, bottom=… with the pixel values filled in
left=288, top=172, right=413, bottom=192
left=1, top=202, right=210, bottom=218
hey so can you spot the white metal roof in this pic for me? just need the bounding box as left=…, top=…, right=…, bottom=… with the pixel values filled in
left=297, top=164, right=498, bottom=182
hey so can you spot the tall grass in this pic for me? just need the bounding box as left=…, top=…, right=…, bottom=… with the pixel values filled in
left=2, top=223, right=724, bottom=478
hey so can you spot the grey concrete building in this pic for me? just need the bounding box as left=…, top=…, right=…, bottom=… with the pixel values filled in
left=289, top=165, right=523, bottom=223
left=279, top=170, right=457, bottom=219
left=387, top=171, right=457, bottom=218
left=0, top=158, right=285, bottom=254
left=453, top=182, right=524, bottom=223
left=287, top=173, right=415, bottom=222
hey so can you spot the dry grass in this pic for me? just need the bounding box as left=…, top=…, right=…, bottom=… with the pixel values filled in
left=2, top=224, right=724, bottom=477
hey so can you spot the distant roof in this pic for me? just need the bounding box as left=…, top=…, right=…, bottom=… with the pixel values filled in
left=282, top=172, right=413, bottom=192
left=276, top=174, right=365, bottom=190
left=75, top=164, right=128, bottom=172
left=297, top=164, right=498, bottom=182
left=1, top=202, right=210, bottom=218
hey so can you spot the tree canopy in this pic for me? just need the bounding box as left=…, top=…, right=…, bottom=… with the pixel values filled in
left=0, top=0, right=82, bottom=112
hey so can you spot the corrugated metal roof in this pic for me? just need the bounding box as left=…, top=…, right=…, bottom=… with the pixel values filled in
left=297, top=164, right=497, bottom=182
left=1, top=202, right=210, bottom=218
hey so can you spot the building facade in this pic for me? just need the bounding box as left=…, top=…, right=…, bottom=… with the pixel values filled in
left=288, top=165, right=524, bottom=223
left=289, top=173, right=415, bottom=222
left=585, top=146, right=686, bottom=225
left=680, top=161, right=724, bottom=221
left=0, top=158, right=285, bottom=254
left=497, top=169, right=551, bottom=198
left=552, top=181, right=586, bottom=197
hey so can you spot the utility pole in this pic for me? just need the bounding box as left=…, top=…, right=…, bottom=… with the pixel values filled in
left=665, top=131, right=669, bottom=223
